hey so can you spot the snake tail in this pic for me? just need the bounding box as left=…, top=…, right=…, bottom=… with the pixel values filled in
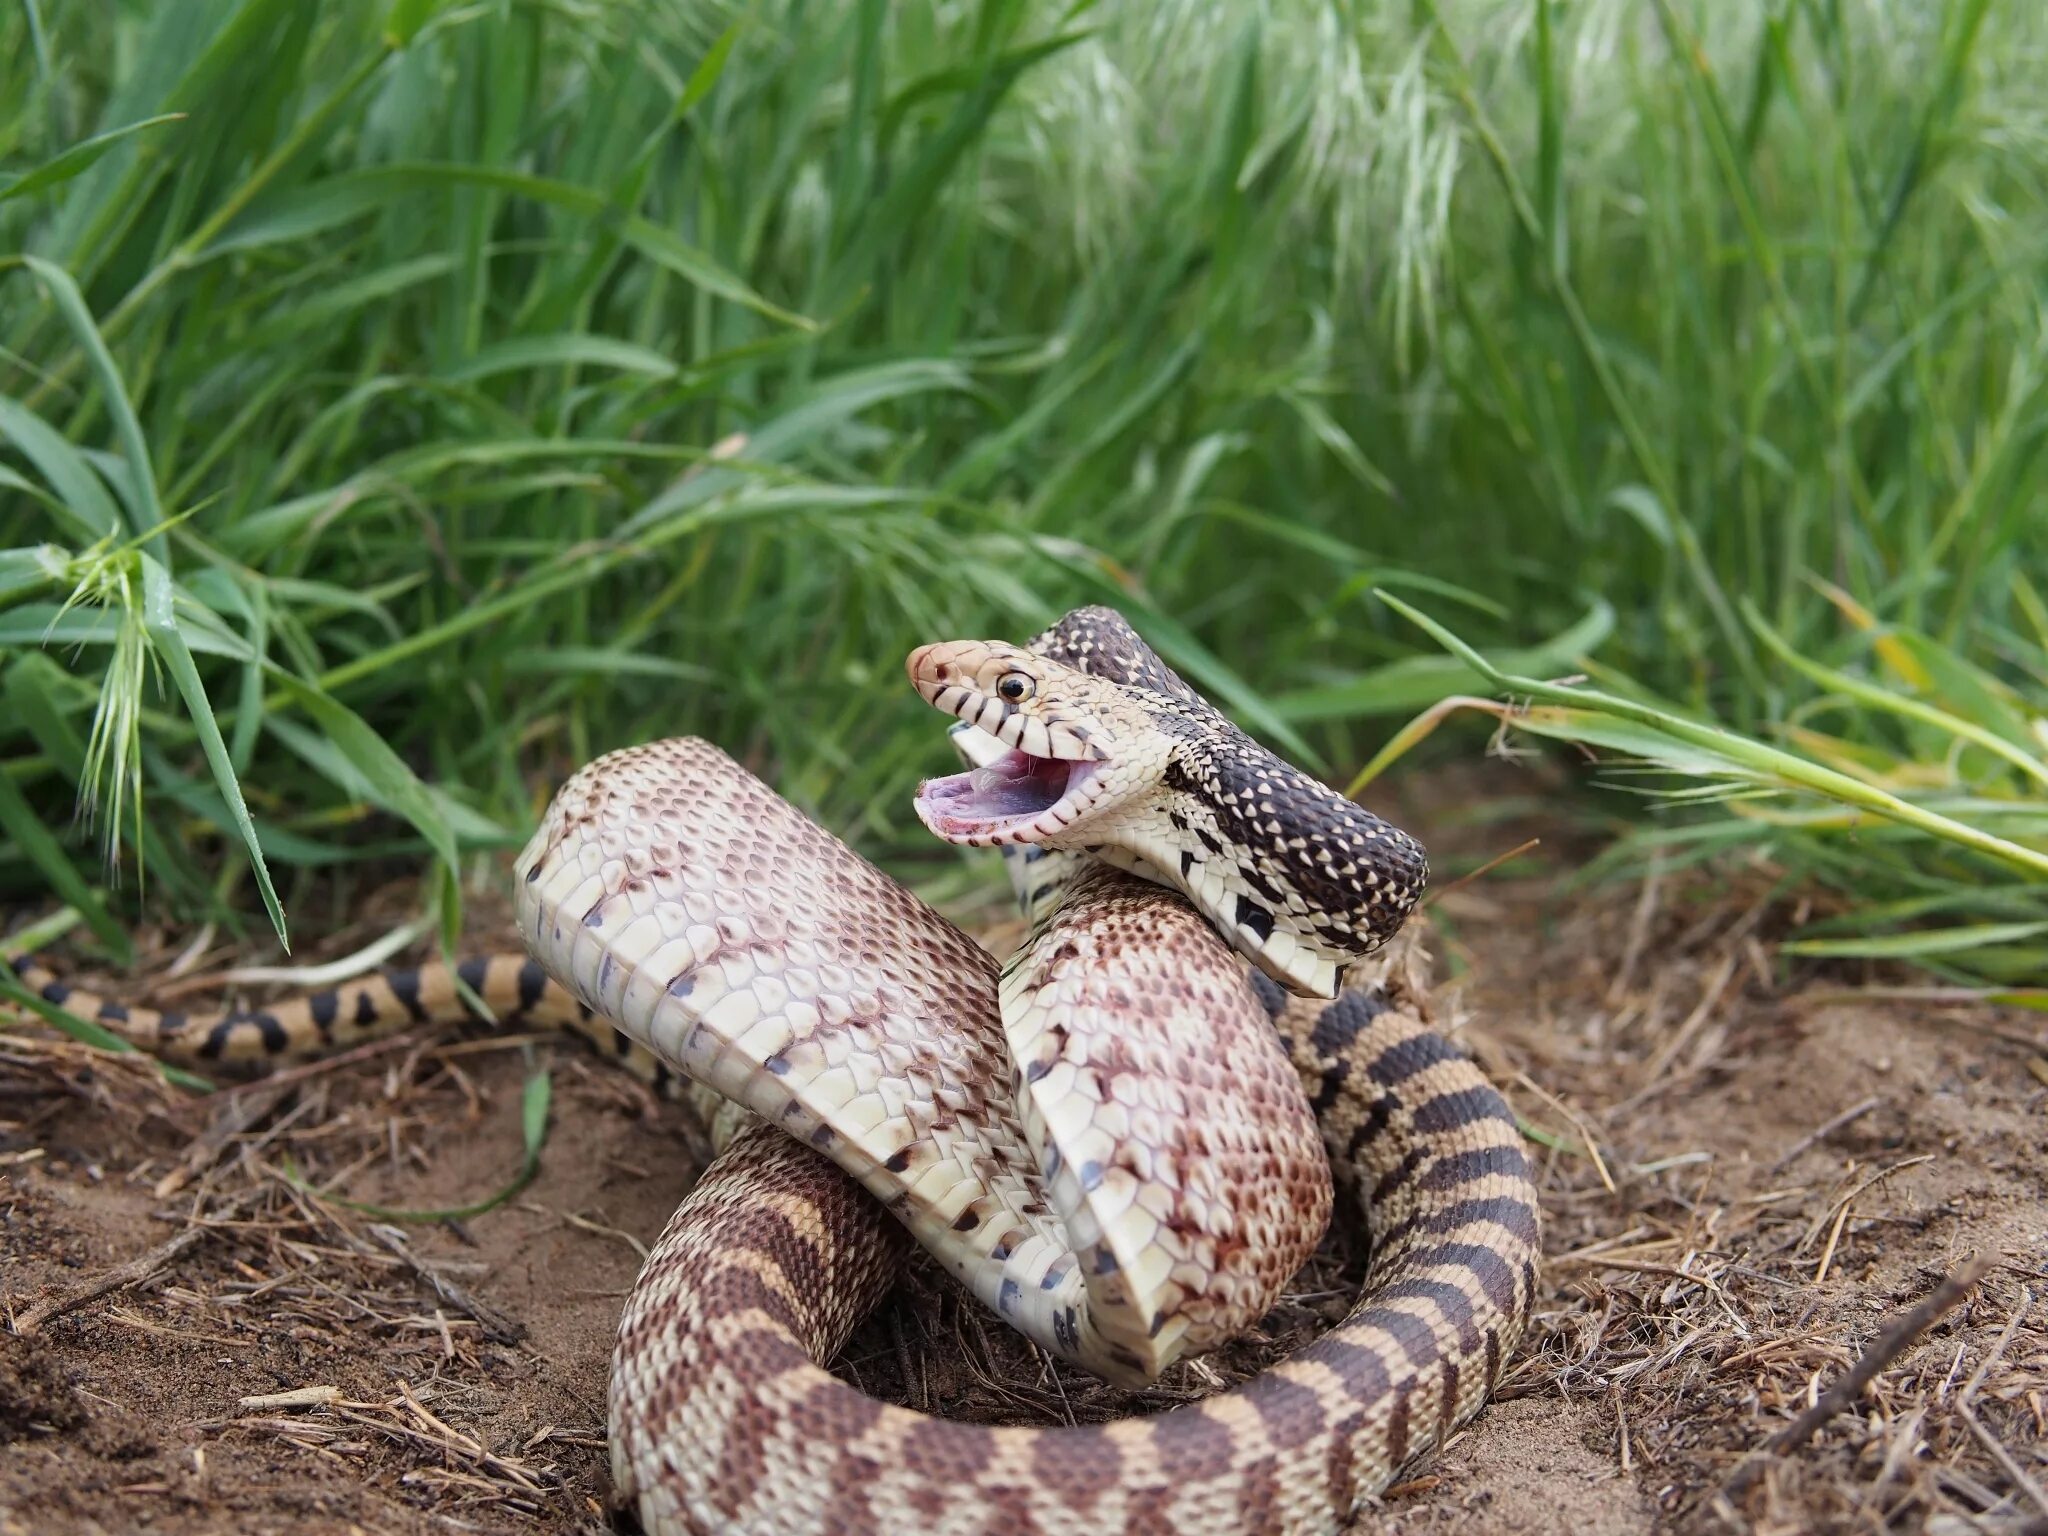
left=6, top=952, right=680, bottom=1092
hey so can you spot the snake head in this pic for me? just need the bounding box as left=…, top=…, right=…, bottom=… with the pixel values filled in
left=908, top=627, right=1429, bottom=1000
left=906, top=640, right=1152, bottom=846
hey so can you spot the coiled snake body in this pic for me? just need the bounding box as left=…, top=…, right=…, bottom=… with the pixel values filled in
left=17, top=608, right=1539, bottom=1535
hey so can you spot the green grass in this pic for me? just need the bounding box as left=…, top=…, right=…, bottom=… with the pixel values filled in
left=1, top=0, right=2043, bottom=986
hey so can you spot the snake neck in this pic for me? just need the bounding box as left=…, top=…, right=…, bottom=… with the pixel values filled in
left=1045, top=697, right=1428, bottom=1001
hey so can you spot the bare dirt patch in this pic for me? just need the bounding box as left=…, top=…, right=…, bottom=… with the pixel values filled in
left=3, top=779, right=2044, bottom=1535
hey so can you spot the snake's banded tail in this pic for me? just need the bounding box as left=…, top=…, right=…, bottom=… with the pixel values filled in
left=4, top=952, right=678, bottom=1093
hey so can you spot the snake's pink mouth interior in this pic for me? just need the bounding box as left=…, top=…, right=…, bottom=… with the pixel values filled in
left=914, top=748, right=1102, bottom=843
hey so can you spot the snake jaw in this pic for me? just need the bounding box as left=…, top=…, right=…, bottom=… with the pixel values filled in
left=913, top=748, right=1112, bottom=845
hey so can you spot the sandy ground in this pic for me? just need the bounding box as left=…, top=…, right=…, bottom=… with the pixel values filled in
left=2, top=775, right=2044, bottom=1536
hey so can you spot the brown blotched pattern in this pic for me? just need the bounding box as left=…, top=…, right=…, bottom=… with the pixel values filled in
left=516, top=738, right=1334, bottom=1383
left=547, top=603, right=1535, bottom=1536
left=1000, top=861, right=1333, bottom=1376
left=609, top=966, right=1538, bottom=1536
left=518, top=733, right=1536, bottom=1536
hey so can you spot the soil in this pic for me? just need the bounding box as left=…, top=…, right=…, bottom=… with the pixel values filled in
left=2, top=765, right=2043, bottom=1536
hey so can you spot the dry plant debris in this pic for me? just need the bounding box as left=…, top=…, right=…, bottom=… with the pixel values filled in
left=2, top=826, right=2044, bottom=1535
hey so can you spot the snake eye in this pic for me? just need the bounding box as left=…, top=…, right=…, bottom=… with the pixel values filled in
left=996, top=673, right=1033, bottom=702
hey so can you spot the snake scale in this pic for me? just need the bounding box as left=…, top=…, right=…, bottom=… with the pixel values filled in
left=12, top=607, right=1540, bottom=1535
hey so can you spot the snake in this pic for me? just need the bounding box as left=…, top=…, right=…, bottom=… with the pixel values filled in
left=10, top=607, right=1540, bottom=1535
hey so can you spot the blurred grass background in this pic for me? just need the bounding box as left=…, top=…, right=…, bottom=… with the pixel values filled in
left=1, top=0, right=2043, bottom=990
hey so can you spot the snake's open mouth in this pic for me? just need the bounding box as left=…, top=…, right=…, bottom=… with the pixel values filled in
left=914, top=745, right=1107, bottom=845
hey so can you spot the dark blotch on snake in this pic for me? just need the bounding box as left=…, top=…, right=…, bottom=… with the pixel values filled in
left=1309, top=989, right=1387, bottom=1056
left=1377, top=1273, right=1484, bottom=1350
left=516, top=958, right=549, bottom=1012
left=1309, top=1057, right=1350, bottom=1119
left=1054, top=1307, right=1078, bottom=1351
left=251, top=1012, right=289, bottom=1053
left=1234, top=895, right=1275, bottom=943
left=1379, top=1197, right=1539, bottom=1265
left=388, top=970, right=429, bottom=1023
left=1370, top=1145, right=1428, bottom=1206
left=1438, top=1357, right=1463, bottom=1441
left=1245, top=1368, right=1324, bottom=1448
left=1149, top=1401, right=1235, bottom=1482
left=1342, top=1095, right=1394, bottom=1165
left=1367, top=1030, right=1464, bottom=1087
left=1410, top=1085, right=1516, bottom=1136
left=1386, top=1382, right=1414, bottom=1469
left=1247, top=970, right=1288, bottom=1020
left=1316, top=1338, right=1394, bottom=1406
left=1421, top=1142, right=1531, bottom=1190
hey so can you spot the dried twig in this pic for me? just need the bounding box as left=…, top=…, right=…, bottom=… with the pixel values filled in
left=1799, top=1154, right=1935, bottom=1283
left=1423, top=837, right=1541, bottom=907
left=155, top=1082, right=295, bottom=1197
left=1767, top=1095, right=1882, bottom=1174
left=9, top=1190, right=261, bottom=1336
left=1958, top=1400, right=2048, bottom=1520
left=1722, top=1252, right=1996, bottom=1500
left=1637, top=949, right=1740, bottom=1091
left=1512, top=1070, right=1615, bottom=1193
left=239, top=1385, right=344, bottom=1410
left=219, top=1030, right=424, bottom=1098
left=1955, top=1286, right=2048, bottom=1520
left=366, top=1225, right=526, bottom=1345
left=1608, top=851, right=1665, bottom=1006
